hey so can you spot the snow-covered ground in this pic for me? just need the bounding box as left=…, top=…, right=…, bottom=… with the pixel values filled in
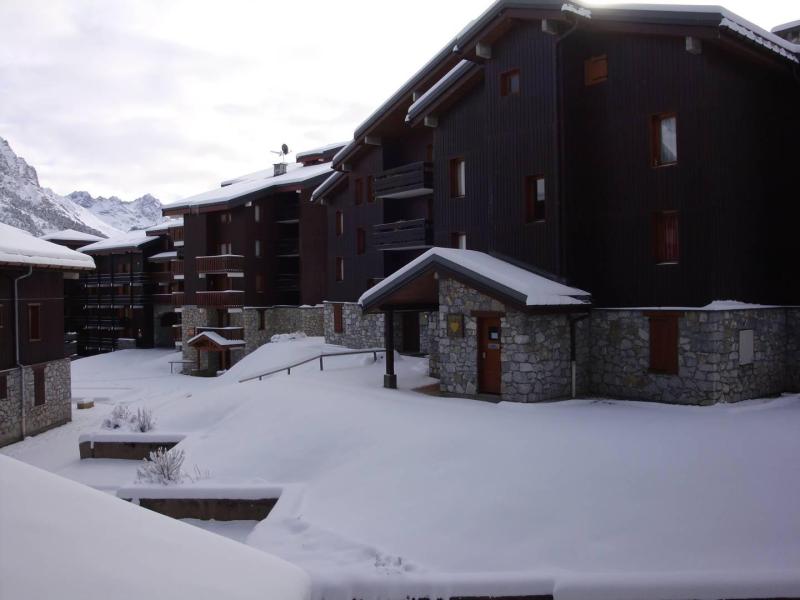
left=3, top=338, right=800, bottom=600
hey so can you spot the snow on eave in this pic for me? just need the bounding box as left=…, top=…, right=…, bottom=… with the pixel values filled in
left=145, top=218, right=183, bottom=234
left=0, top=223, right=96, bottom=271
left=719, top=16, right=799, bottom=63
left=78, top=230, right=155, bottom=254
left=311, top=170, right=347, bottom=202
left=772, top=19, right=800, bottom=34
left=186, top=331, right=246, bottom=348
left=169, top=162, right=333, bottom=210
left=562, top=2, right=591, bottom=18
left=39, top=229, right=105, bottom=243
left=295, top=141, right=349, bottom=162
left=359, top=248, right=591, bottom=309
left=406, top=60, right=480, bottom=123
left=148, top=251, right=178, bottom=261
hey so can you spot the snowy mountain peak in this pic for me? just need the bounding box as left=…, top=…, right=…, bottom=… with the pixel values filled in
left=0, top=135, right=167, bottom=237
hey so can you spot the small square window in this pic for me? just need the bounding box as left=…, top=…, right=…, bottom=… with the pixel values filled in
left=451, top=232, right=467, bottom=250
left=335, top=257, right=344, bottom=282
left=449, top=157, right=466, bottom=198
left=500, top=69, right=520, bottom=96
left=525, top=176, right=546, bottom=223
left=28, top=304, right=41, bottom=342
left=584, top=55, right=608, bottom=85
left=254, top=204, right=261, bottom=223
left=255, top=274, right=265, bottom=293
left=653, top=211, right=679, bottom=264
left=652, top=114, right=678, bottom=166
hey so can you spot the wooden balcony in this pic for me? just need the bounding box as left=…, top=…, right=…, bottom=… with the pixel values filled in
left=172, top=292, right=185, bottom=306
left=373, top=219, right=433, bottom=251
left=171, top=260, right=184, bottom=277
left=196, top=290, right=244, bottom=308
left=196, top=326, right=244, bottom=341
left=196, top=255, right=244, bottom=274
left=152, top=293, right=173, bottom=305
left=374, top=161, right=433, bottom=199
left=151, top=271, right=172, bottom=283
left=276, top=273, right=299, bottom=292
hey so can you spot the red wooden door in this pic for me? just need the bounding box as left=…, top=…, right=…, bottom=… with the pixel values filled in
left=478, top=317, right=502, bottom=395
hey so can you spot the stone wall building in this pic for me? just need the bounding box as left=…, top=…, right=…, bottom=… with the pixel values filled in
left=0, top=223, right=95, bottom=447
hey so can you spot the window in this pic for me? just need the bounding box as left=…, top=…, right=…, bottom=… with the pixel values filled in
left=0, top=303, right=5, bottom=329
left=355, top=178, right=364, bottom=205
left=255, top=240, right=261, bottom=257
left=333, top=303, right=344, bottom=333
left=649, top=314, right=679, bottom=374
left=335, top=257, right=344, bottom=282
left=653, top=211, right=679, bottom=264
left=220, top=212, right=232, bottom=224
left=258, top=309, right=266, bottom=331
left=584, top=55, right=608, bottom=85
left=367, top=176, right=375, bottom=203
left=357, top=228, right=366, bottom=255
left=255, top=274, right=265, bottom=293
left=254, top=204, right=261, bottom=223
left=652, top=114, right=677, bottom=166
left=219, top=242, right=232, bottom=255
left=0, top=375, right=6, bottom=400
left=451, top=232, right=467, bottom=250
left=335, top=211, right=344, bottom=237
left=449, top=157, right=466, bottom=198
left=739, top=330, right=754, bottom=366
left=33, top=366, right=45, bottom=406
left=525, top=176, right=546, bottom=223
left=500, top=69, right=520, bottom=96
left=426, top=144, right=434, bottom=162
left=28, top=304, right=41, bottom=342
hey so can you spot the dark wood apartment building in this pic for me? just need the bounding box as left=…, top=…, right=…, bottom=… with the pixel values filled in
left=313, top=1, right=800, bottom=405
left=162, top=144, right=341, bottom=374
left=0, top=223, right=95, bottom=446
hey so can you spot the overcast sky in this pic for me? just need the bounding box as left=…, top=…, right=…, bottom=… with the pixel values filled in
left=0, top=0, right=796, bottom=204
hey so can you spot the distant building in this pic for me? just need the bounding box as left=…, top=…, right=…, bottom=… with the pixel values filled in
left=0, top=223, right=95, bottom=446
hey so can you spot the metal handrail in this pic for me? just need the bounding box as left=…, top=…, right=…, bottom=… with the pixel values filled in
left=239, top=348, right=385, bottom=383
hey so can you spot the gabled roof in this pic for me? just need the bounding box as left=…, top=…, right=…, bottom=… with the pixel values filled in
left=78, top=230, right=156, bottom=254
left=0, top=223, right=96, bottom=271
left=165, top=162, right=333, bottom=215
left=145, top=218, right=183, bottom=234
left=39, top=229, right=105, bottom=243
left=186, top=331, right=246, bottom=349
left=295, top=141, right=348, bottom=164
left=406, top=60, right=484, bottom=126
left=310, top=170, right=348, bottom=203
left=359, top=247, right=591, bottom=311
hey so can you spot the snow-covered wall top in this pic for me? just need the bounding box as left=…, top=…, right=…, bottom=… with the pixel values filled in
left=0, top=222, right=95, bottom=270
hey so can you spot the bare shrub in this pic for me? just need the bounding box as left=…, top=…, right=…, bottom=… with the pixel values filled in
left=136, top=447, right=185, bottom=485
left=131, top=407, right=156, bottom=433
left=102, top=405, right=131, bottom=430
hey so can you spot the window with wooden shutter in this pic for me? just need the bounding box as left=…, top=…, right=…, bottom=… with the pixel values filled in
left=33, top=366, right=46, bottom=406
left=255, top=274, right=265, bottom=293
left=0, top=375, right=7, bottom=400
left=649, top=314, right=679, bottom=374
left=651, top=113, right=678, bottom=166
left=357, top=228, right=366, bottom=255
left=335, top=211, right=344, bottom=237
left=449, top=157, right=465, bottom=198
left=584, top=55, right=608, bottom=85
left=28, top=304, right=41, bottom=342
left=653, top=211, right=680, bottom=264
left=355, top=178, right=364, bottom=205
left=333, top=303, right=344, bottom=333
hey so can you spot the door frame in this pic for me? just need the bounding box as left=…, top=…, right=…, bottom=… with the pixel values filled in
left=476, top=314, right=503, bottom=395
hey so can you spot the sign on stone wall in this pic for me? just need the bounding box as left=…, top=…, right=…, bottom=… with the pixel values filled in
left=447, top=314, right=464, bottom=337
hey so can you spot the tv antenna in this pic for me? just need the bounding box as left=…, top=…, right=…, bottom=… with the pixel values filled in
left=271, top=143, right=290, bottom=162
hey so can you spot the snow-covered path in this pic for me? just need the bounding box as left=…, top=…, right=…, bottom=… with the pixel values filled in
left=3, top=340, right=800, bottom=600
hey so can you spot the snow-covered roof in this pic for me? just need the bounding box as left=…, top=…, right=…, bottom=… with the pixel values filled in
left=148, top=250, right=178, bottom=262
left=359, top=247, right=591, bottom=309
left=39, top=228, right=105, bottom=243
left=0, top=223, right=96, bottom=270
left=295, top=141, right=349, bottom=162
left=145, top=218, right=183, bottom=234
left=0, top=455, right=310, bottom=600
left=187, top=331, right=246, bottom=348
left=406, top=60, right=482, bottom=123
left=170, top=162, right=333, bottom=210
left=772, top=19, right=800, bottom=34
left=220, top=162, right=306, bottom=187
left=78, top=229, right=155, bottom=253
left=311, top=170, right=347, bottom=202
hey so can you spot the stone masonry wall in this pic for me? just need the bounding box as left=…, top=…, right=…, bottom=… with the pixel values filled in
left=181, top=306, right=210, bottom=374
left=590, top=308, right=789, bottom=405
left=323, top=302, right=385, bottom=349
left=0, top=359, right=72, bottom=447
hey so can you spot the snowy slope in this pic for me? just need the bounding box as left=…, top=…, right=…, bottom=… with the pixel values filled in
left=0, top=455, right=311, bottom=600
left=0, top=136, right=163, bottom=236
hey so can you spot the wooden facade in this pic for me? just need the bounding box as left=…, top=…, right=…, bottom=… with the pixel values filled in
left=318, top=3, right=799, bottom=308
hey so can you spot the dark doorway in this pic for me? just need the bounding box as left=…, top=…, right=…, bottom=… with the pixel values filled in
left=478, top=317, right=502, bottom=395
left=401, top=313, right=420, bottom=353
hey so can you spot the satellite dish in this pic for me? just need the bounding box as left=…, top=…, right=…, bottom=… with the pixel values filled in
left=281, top=143, right=289, bottom=155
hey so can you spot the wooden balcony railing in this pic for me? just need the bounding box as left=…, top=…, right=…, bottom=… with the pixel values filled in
left=196, top=326, right=244, bottom=341
left=152, top=293, right=173, bottom=305
left=196, top=255, right=244, bottom=274
left=172, top=292, right=185, bottom=306
left=196, top=290, right=244, bottom=308
left=373, top=161, right=433, bottom=199
left=373, top=218, right=433, bottom=251
left=171, top=260, right=184, bottom=276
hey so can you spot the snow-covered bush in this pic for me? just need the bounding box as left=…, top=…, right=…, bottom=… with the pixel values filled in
left=102, top=405, right=131, bottom=430
left=131, top=407, right=156, bottom=433
left=136, top=447, right=186, bottom=485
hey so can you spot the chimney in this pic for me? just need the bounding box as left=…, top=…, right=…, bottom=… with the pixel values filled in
left=273, top=163, right=287, bottom=177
